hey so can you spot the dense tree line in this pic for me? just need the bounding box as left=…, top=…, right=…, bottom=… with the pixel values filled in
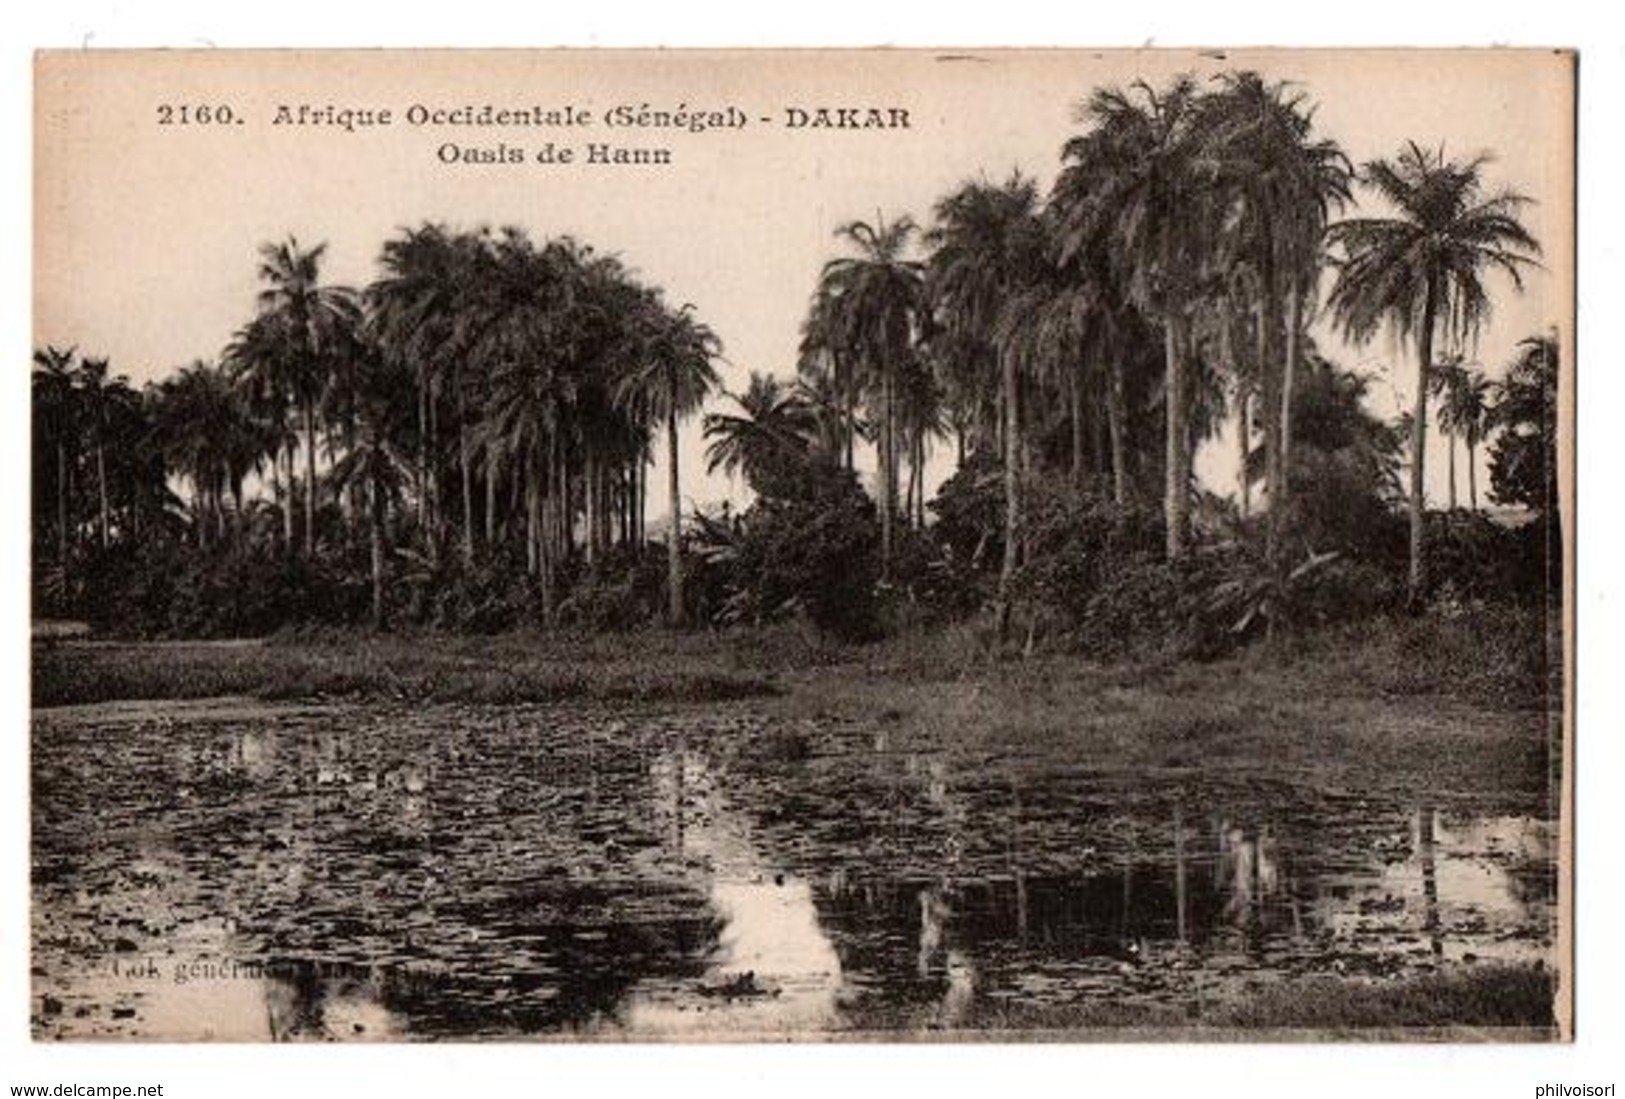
left=32, top=70, right=1557, bottom=643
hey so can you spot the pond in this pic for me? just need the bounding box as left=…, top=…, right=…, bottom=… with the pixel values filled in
left=30, top=700, right=1558, bottom=1039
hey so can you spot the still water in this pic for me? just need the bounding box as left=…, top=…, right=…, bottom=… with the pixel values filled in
left=31, top=701, right=1557, bottom=1039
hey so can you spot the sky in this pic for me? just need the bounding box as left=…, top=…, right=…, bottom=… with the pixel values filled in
left=34, top=49, right=1573, bottom=518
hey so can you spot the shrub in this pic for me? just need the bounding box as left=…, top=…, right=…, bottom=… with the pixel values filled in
left=691, top=458, right=882, bottom=641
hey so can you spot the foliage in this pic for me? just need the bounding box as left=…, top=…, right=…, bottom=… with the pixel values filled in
left=32, top=68, right=1555, bottom=655
left=1424, top=511, right=1558, bottom=607
left=1327, top=141, right=1541, bottom=606
left=691, top=458, right=882, bottom=641
left=1488, top=334, right=1561, bottom=515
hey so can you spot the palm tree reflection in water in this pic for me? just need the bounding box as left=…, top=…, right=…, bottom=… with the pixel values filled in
left=625, top=744, right=843, bottom=1034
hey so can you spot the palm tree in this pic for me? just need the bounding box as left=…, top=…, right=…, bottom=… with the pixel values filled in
left=793, top=359, right=862, bottom=466
left=33, top=346, right=79, bottom=580
left=254, top=236, right=360, bottom=558
left=370, top=223, right=466, bottom=559
left=152, top=360, right=246, bottom=546
left=1200, top=72, right=1351, bottom=538
left=225, top=313, right=300, bottom=549
left=1488, top=332, right=1560, bottom=517
left=703, top=372, right=816, bottom=495
left=620, top=301, right=721, bottom=625
left=329, top=344, right=413, bottom=627
left=798, top=285, right=865, bottom=471
left=817, top=214, right=926, bottom=574
left=74, top=356, right=122, bottom=548
left=1434, top=359, right=1494, bottom=512
left=470, top=230, right=581, bottom=608
left=927, top=174, right=1046, bottom=624
left=892, top=353, right=950, bottom=528
left=1055, top=78, right=1218, bottom=561
left=1327, top=143, right=1540, bottom=606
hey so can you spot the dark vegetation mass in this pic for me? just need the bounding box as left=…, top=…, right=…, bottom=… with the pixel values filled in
left=32, top=72, right=1560, bottom=656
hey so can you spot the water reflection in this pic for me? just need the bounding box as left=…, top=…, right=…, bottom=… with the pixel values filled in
left=30, top=703, right=1558, bottom=1039
left=622, top=745, right=842, bottom=1035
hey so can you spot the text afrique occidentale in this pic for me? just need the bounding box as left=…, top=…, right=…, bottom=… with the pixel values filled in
left=262, top=102, right=913, bottom=134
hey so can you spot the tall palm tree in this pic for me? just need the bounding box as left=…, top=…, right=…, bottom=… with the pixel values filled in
left=793, top=358, right=862, bottom=466
left=225, top=313, right=300, bottom=549
left=620, top=301, right=720, bottom=624
left=33, top=346, right=79, bottom=579
left=1327, top=143, right=1540, bottom=606
left=153, top=360, right=248, bottom=546
left=927, top=174, right=1046, bottom=624
left=798, top=285, right=865, bottom=471
left=703, top=371, right=816, bottom=496
left=1200, top=72, right=1351, bottom=539
left=470, top=229, right=581, bottom=608
left=1488, top=333, right=1560, bottom=518
left=75, top=356, right=122, bottom=548
left=254, top=235, right=360, bottom=558
left=1055, top=78, right=1218, bottom=560
left=329, top=345, right=413, bottom=627
left=817, top=214, right=926, bottom=574
left=1434, top=358, right=1494, bottom=511
left=370, top=223, right=470, bottom=559
left=892, top=353, right=950, bottom=528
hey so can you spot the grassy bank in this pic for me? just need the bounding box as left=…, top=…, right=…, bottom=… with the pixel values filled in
left=891, top=964, right=1557, bottom=1038
left=30, top=628, right=784, bottom=708
left=760, top=605, right=1559, bottom=802
left=33, top=606, right=1557, bottom=803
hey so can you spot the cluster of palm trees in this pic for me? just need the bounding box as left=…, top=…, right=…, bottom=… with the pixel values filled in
left=785, top=71, right=1540, bottom=620
left=31, top=346, right=171, bottom=607
left=34, top=227, right=723, bottom=626
left=33, top=68, right=1548, bottom=632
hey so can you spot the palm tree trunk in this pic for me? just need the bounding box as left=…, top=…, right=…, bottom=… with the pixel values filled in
left=1108, top=361, right=1128, bottom=506
left=525, top=458, right=539, bottom=578
left=843, top=359, right=856, bottom=472
left=1164, top=318, right=1189, bottom=561
left=1447, top=431, right=1458, bottom=511
left=633, top=456, right=644, bottom=549
left=666, top=406, right=683, bottom=625
left=1238, top=387, right=1252, bottom=521
left=620, top=467, right=633, bottom=547
left=485, top=450, right=498, bottom=549
left=1279, top=283, right=1302, bottom=520
left=457, top=374, right=474, bottom=563
left=417, top=375, right=430, bottom=533
left=57, top=442, right=71, bottom=581
left=1468, top=439, right=1479, bottom=511
left=878, top=369, right=894, bottom=574
left=427, top=386, right=441, bottom=564
left=282, top=440, right=296, bottom=549
left=1408, top=279, right=1438, bottom=611
left=916, top=428, right=927, bottom=528
left=96, top=444, right=110, bottom=548
left=230, top=479, right=245, bottom=547
left=996, top=346, right=1021, bottom=639
left=1069, top=368, right=1086, bottom=490
left=302, top=400, right=318, bottom=558
left=555, top=441, right=570, bottom=565
left=369, top=470, right=386, bottom=629
left=591, top=451, right=604, bottom=565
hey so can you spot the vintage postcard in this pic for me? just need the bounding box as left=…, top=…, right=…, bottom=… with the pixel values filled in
left=30, top=48, right=1573, bottom=1042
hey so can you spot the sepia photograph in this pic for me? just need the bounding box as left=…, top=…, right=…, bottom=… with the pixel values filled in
left=27, top=46, right=1574, bottom=1046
